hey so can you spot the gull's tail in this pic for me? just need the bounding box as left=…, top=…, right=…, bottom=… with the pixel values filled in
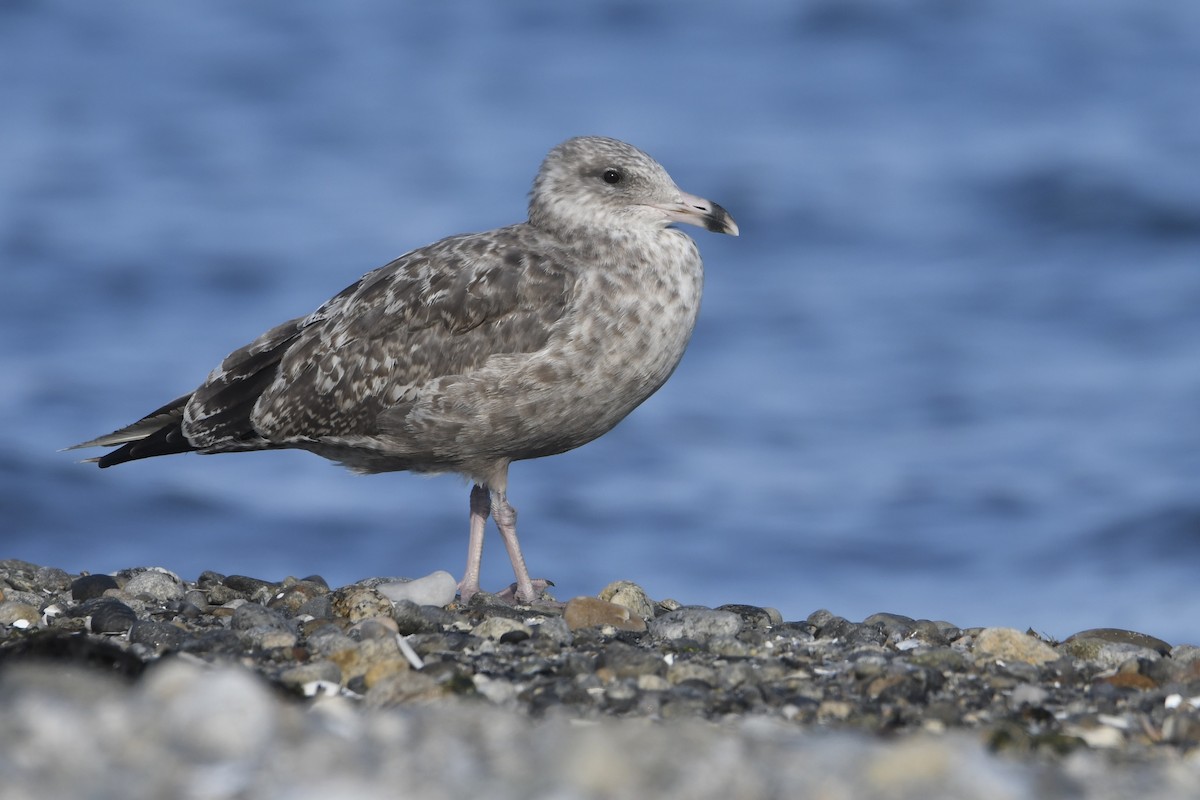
left=66, top=394, right=196, bottom=468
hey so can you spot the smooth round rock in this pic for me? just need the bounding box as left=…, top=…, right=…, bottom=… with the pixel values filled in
left=717, top=604, right=780, bottom=630
left=70, top=574, right=119, bottom=602
left=598, top=580, right=655, bottom=620
left=129, top=619, right=187, bottom=652
left=564, top=596, right=647, bottom=632
left=1060, top=639, right=1161, bottom=670
left=87, top=599, right=137, bottom=634
left=123, top=569, right=186, bottom=603
left=231, top=602, right=291, bottom=632
left=0, top=601, right=41, bottom=628
left=376, top=571, right=458, bottom=608
left=472, top=617, right=533, bottom=642
left=1064, top=628, right=1172, bottom=656
left=973, top=628, right=1060, bottom=666
left=268, top=580, right=329, bottom=614
left=141, top=660, right=278, bottom=761
left=648, top=608, right=743, bottom=642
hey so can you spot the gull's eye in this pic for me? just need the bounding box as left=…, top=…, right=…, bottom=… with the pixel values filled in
left=602, top=168, right=623, bottom=185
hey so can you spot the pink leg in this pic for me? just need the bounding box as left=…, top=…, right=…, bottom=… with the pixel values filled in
left=490, top=489, right=536, bottom=604
left=458, top=484, right=490, bottom=601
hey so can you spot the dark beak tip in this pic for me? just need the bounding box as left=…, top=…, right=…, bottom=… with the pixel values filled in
left=705, top=202, right=739, bottom=236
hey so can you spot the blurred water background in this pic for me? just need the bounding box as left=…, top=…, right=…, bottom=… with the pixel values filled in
left=3, top=1, right=1199, bottom=642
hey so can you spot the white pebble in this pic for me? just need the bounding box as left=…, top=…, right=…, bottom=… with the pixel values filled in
left=376, top=571, right=457, bottom=607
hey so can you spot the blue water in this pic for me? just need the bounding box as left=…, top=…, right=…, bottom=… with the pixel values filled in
left=4, top=1, right=1199, bottom=643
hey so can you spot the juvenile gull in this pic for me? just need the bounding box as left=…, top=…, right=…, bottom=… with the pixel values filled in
left=70, top=136, right=739, bottom=603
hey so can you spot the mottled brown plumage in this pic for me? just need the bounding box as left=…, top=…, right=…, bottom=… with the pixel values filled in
left=71, top=136, right=738, bottom=603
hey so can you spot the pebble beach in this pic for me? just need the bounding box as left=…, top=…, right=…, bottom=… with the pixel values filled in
left=1, top=559, right=1198, bottom=799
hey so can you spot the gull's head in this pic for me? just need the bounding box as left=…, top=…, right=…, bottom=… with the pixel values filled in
left=529, top=136, right=738, bottom=238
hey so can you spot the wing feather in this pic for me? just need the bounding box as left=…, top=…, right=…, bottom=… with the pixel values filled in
left=242, top=226, right=574, bottom=443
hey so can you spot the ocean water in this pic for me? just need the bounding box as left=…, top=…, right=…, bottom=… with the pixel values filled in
left=3, top=1, right=1199, bottom=642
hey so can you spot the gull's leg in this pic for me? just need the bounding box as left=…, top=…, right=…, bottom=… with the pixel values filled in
left=489, top=488, right=536, bottom=604
left=458, top=484, right=490, bottom=601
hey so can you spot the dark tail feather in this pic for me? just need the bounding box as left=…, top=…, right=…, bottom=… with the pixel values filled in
left=95, top=419, right=196, bottom=467
left=68, top=393, right=194, bottom=467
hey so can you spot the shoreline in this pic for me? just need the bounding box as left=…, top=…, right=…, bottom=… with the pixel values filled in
left=2, top=559, right=1198, bottom=798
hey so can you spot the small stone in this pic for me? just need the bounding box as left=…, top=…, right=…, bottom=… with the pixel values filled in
left=328, top=636, right=404, bottom=682
left=598, top=580, right=655, bottom=620
left=364, top=669, right=445, bottom=706
left=472, top=617, right=533, bottom=641
left=1059, top=638, right=1161, bottom=670
left=1100, top=671, right=1158, bottom=690
left=1064, top=718, right=1126, bottom=749
left=648, top=607, right=742, bottom=641
left=86, top=598, right=138, bottom=634
left=278, top=660, right=343, bottom=690
left=231, top=602, right=291, bottom=632
left=563, top=596, right=647, bottom=632
left=1065, top=628, right=1171, bottom=655
left=363, top=658, right=412, bottom=689
left=123, top=569, right=186, bottom=603
left=305, top=625, right=359, bottom=658
left=974, top=627, right=1060, bottom=666
left=863, top=612, right=916, bottom=638
left=34, top=566, right=71, bottom=592
left=1009, top=683, right=1049, bottom=708
left=331, top=586, right=395, bottom=623
left=349, top=616, right=400, bottom=640
left=637, top=674, right=670, bottom=692
left=296, top=595, right=334, bottom=620
left=1171, top=644, right=1200, bottom=665
left=817, top=699, right=854, bottom=722
left=267, top=580, right=329, bottom=615
left=390, top=599, right=440, bottom=635
left=906, top=647, right=969, bottom=672
left=140, top=659, right=278, bottom=761
left=473, top=674, right=519, bottom=704
left=0, top=601, right=41, bottom=628
left=597, top=641, right=665, bottom=680
left=242, top=627, right=299, bottom=651
left=129, top=619, right=187, bottom=653
left=666, top=660, right=717, bottom=687
left=70, top=574, right=119, bottom=602
left=532, top=616, right=572, bottom=646
left=221, top=575, right=277, bottom=603
left=375, top=571, right=458, bottom=607
left=717, top=604, right=779, bottom=630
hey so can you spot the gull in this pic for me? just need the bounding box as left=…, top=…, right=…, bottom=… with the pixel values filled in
left=70, top=136, right=738, bottom=603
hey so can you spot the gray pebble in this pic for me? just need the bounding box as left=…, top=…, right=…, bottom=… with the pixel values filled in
left=717, top=604, right=779, bottom=630
left=375, top=571, right=458, bottom=608
left=649, top=608, right=743, bottom=641
left=599, top=641, right=666, bottom=679
left=123, top=569, right=186, bottom=603
left=532, top=616, right=573, bottom=646
left=231, top=602, right=292, bottom=632
left=129, top=619, right=187, bottom=653
left=390, top=599, right=440, bottom=635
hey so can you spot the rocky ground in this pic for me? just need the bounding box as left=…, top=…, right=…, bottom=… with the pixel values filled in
left=1, top=559, right=1198, bottom=799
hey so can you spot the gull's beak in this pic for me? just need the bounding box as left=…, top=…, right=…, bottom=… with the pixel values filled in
left=652, top=191, right=740, bottom=236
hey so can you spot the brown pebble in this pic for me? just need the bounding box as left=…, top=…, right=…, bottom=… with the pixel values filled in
left=563, top=596, right=647, bottom=632
left=1100, top=672, right=1158, bottom=691
left=974, top=627, right=1060, bottom=666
